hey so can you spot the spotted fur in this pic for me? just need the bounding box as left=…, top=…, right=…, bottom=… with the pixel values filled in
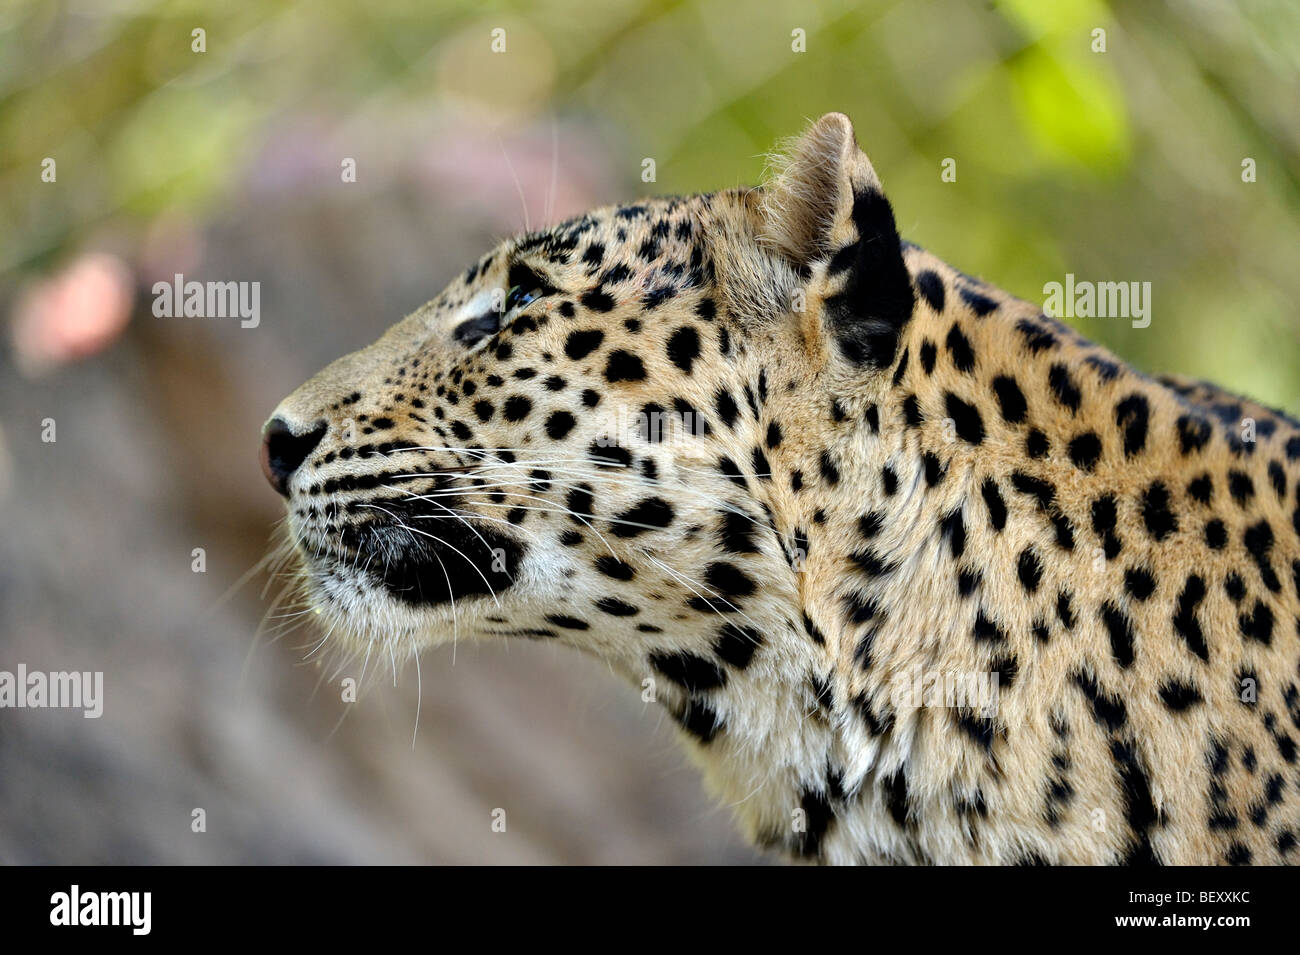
left=265, top=113, right=1300, bottom=865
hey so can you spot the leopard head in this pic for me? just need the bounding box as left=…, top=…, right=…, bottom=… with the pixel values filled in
left=262, top=113, right=914, bottom=687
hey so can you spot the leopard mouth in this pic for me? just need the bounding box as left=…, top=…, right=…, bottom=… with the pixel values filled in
left=296, top=495, right=526, bottom=608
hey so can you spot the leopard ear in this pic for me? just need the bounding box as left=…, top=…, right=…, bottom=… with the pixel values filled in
left=761, top=113, right=915, bottom=368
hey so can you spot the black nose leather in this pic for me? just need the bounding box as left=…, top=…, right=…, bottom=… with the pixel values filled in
left=261, top=417, right=327, bottom=497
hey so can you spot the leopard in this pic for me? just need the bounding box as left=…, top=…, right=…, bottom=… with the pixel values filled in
left=261, top=112, right=1300, bottom=865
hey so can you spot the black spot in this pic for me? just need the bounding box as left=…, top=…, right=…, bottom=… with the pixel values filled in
left=919, top=340, right=937, bottom=374
left=564, top=328, right=604, bottom=360
left=1086, top=355, right=1121, bottom=381
left=1238, top=599, right=1274, bottom=645
left=883, top=770, right=912, bottom=828
left=1017, top=318, right=1059, bottom=353
left=651, top=650, right=726, bottom=692
left=955, top=713, right=996, bottom=752
left=850, top=548, right=892, bottom=578
left=1140, top=482, right=1179, bottom=541
left=1017, top=548, right=1043, bottom=593
left=714, top=389, right=739, bottom=428
left=713, top=623, right=761, bottom=670
left=595, top=555, right=635, bottom=580
left=960, top=286, right=998, bottom=316
left=1068, top=432, right=1102, bottom=471
left=944, top=393, right=985, bottom=444
left=1114, top=394, right=1150, bottom=456
left=703, top=561, right=756, bottom=597
left=1092, top=494, right=1122, bottom=559
left=1205, top=519, right=1227, bottom=550
left=916, top=270, right=945, bottom=311
left=819, top=451, right=841, bottom=486
left=973, top=610, right=1007, bottom=643
left=1158, top=680, right=1202, bottom=711
left=940, top=509, right=965, bottom=558
left=667, top=326, right=701, bottom=373
left=581, top=388, right=600, bottom=408
left=765, top=421, right=783, bottom=448
left=859, top=510, right=885, bottom=540
left=991, top=652, right=1019, bottom=688
left=882, top=465, right=898, bottom=496
left=793, top=787, right=836, bottom=858
left=1187, top=474, right=1213, bottom=504
left=1124, top=567, right=1156, bottom=601
left=1026, top=429, right=1050, bottom=458
left=803, top=613, right=826, bottom=646
left=1111, top=739, right=1160, bottom=862
left=503, top=395, right=532, bottom=421
left=981, top=478, right=1007, bottom=531
left=991, top=376, right=1027, bottom=424
left=1268, top=460, right=1286, bottom=497
left=1243, top=519, right=1282, bottom=592
left=865, top=404, right=880, bottom=432
left=718, top=456, right=746, bottom=489
left=589, top=441, right=631, bottom=469
left=1011, top=471, right=1055, bottom=510
left=894, top=350, right=915, bottom=384
left=565, top=485, right=595, bottom=523
left=595, top=597, right=638, bottom=616
left=676, top=699, right=723, bottom=743
left=1072, top=670, right=1128, bottom=732
left=1048, top=363, right=1081, bottom=413
left=1100, top=602, right=1136, bottom=668
left=1057, top=591, right=1076, bottom=631
left=580, top=288, right=615, bottom=312
left=1176, top=414, right=1212, bottom=454
left=719, top=511, right=759, bottom=554
left=902, top=394, right=923, bottom=427
left=1173, top=574, right=1209, bottom=662
left=604, top=350, right=646, bottom=383
left=923, top=452, right=946, bottom=486
left=935, top=321, right=974, bottom=377
left=1228, top=470, right=1255, bottom=505
left=610, top=498, right=674, bottom=538
left=545, top=410, right=576, bottom=440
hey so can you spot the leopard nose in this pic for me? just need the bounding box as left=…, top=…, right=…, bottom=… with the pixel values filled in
left=260, top=417, right=327, bottom=497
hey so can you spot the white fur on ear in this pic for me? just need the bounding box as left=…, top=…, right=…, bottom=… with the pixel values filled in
left=759, top=112, right=884, bottom=267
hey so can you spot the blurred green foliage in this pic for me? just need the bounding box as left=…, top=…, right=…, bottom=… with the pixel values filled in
left=3, top=0, right=1298, bottom=407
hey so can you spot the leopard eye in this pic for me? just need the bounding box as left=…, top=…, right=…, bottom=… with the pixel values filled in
left=505, top=285, right=540, bottom=312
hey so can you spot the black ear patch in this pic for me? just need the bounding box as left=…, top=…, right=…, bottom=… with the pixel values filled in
left=821, top=189, right=916, bottom=368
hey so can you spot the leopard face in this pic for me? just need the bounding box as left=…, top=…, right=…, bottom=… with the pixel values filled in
left=263, top=184, right=822, bottom=674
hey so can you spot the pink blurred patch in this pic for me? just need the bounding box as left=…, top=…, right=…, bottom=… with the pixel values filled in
left=10, top=253, right=135, bottom=376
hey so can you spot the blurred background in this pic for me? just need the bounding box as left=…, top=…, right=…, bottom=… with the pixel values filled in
left=0, top=0, right=1297, bottom=863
